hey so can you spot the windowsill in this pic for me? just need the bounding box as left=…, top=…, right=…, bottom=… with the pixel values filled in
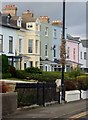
left=45, top=35, right=49, bottom=37
left=53, top=37, right=57, bottom=39
left=8, top=52, right=14, bottom=54
left=0, top=51, right=4, bottom=53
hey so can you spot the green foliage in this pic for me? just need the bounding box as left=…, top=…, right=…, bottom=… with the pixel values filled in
left=76, top=75, right=88, bottom=90
left=16, top=70, right=28, bottom=79
left=8, top=65, right=16, bottom=77
left=65, top=80, right=77, bottom=91
left=0, top=54, right=8, bottom=73
left=2, top=73, right=12, bottom=79
left=25, top=67, right=42, bottom=74
left=69, top=67, right=81, bottom=78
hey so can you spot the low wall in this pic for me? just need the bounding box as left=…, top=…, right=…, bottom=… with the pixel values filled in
left=2, top=92, right=17, bottom=116
left=65, top=90, right=80, bottom=102
left=81, top=90, right=88, bottom=99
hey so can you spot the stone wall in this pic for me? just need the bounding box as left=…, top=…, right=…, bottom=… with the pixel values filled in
left=2, top=92, right=17, bottom=116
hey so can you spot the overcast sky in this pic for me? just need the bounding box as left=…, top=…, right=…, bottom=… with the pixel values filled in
left=1, top=1, right=86, bottom=39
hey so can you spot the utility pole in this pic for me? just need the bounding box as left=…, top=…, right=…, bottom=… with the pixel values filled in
left=60, top=0, right=66, bottom=102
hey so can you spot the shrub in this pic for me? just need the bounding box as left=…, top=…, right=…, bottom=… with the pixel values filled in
left=2, top=73, right=12, bottom=79
left=16, top=70, right=27, bottom=79
left=76, top=75, right=88, bottom=90
left=65, top=80, right=77, bottom=91
left=69, top=67, right=81, bottom=78
left=0, top=54, right=8, bottom=73
left=8, top=65, right=16, bottom=77
left=25, top=67, right=42, bottom=74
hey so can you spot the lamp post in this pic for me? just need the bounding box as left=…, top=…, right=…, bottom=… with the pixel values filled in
left=60, top=0, right=66, bottom=102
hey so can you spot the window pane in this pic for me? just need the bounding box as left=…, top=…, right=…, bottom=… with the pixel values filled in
left=19, top=38, right=22, bottom=53
left=84, top=52, right=87, bottom=60
left=80, top=52, right=82, bottom=59
left=9, top=36, right=13, bottom=53
left=45, top=27, right=48, bottom=36
left=36, top=40, right=38, bottom=53
left=28, top=39, right=33, bottom=53
left=73, top=48, right=75, bottom=60
left=0, top=34, right=3, bottom=52
left=45, top=44, right=48, bottom=56
left=53, top=29, right=57, bottom=38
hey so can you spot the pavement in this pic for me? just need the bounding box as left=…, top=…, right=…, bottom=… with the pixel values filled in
left=2, top=99, right=88, bottom=120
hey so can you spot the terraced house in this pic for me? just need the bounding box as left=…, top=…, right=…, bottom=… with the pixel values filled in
left=65, top=34, right=82, bottom=72
left=1, top=5, right=40, bottom=70
left=79, top=39, right=88, bottom=72
left=0, top=13, right=22, bottom=70
left=40, top=16, right=62, bottom=71
left=1, top=4, right=87, bottom=72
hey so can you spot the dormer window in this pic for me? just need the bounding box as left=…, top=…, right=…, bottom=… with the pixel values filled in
left=36, top=23, right=38, bottom=31
left=28, top=24, right=33, bottom=28
left=17, top=17, right=22, bottom=27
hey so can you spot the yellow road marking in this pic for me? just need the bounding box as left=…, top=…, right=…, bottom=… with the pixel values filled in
left=69, top=111, right=88, bottom=119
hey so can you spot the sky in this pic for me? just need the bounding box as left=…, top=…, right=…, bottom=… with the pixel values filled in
left=1, top=0, right=87, bottom=39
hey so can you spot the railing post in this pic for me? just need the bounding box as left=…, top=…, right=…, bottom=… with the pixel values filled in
left=37, top=82, right=39, bottom=105
left=58, top=89, right=60, bottom=104
left=43, top=82, right=45, bottom=107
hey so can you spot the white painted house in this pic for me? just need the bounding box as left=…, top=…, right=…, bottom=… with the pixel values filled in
left=79, top=39, right=88, bottom=72
left=0, top=14, right=22, bottom=69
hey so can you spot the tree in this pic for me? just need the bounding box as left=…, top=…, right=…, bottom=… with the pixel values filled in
left=0, top=54, right=8, bottom=73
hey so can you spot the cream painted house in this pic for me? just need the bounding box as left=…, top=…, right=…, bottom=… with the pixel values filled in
left=21, top=12, right=40, bottom=69
left=16, top=12, right=40, bottom=70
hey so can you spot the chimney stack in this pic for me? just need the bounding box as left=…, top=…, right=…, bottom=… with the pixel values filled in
left=2, top=5, right=17, bottom=16
left=40, top=16, right=50, bottom=23
left=52, top=20, right=63, bottom=27
left=22, top=10, right=34, bottom=21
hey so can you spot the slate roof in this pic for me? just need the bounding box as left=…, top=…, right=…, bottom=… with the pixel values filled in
left=66, top=34, right=80, bottom=41
left=81, top=40, right=88, bottom=48
left=0, top=14, right=20, bottom=29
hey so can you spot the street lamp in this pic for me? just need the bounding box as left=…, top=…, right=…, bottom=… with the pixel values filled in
left=60, top=0, right=66, bottom=102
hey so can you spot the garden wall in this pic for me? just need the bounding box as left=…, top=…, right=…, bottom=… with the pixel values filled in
left=2, top=92, right=17, bottom=116
left=81, top=90, right=88, bottom=99
left=65, top=90, right=80, bottom=102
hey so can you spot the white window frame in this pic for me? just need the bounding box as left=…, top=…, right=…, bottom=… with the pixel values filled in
left=80, top=52, right=82, bottom=59
left=45, top=44, right=48, bottom=57
left=67, top=47, right=70, bottom=59
left=28, top=39, right=33, bottom=53
left=45, top=27, right=49, bottom=36
left=73, top=48, right=75, bottom=60
left=36, top=40, right=38, bottom=53
left=9, top=36, right=13, bottom=53
left=84, top=52, right=87, bottom=60
left=0, top=34, right=3, bottom=52
left=19, top=38, right=22, bottom=53
left=53, top=29, right=57, bottom=39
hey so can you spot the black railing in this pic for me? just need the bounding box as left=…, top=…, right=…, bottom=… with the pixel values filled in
left=15, top=82, right=60, bottom=107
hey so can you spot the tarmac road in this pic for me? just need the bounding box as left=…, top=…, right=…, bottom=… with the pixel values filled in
left=2, top=99, right=88, bottom=120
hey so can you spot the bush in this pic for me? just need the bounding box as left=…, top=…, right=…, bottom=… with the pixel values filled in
left=2, top=73, right=12, bottom=79
left=25, top=67, right=42, bottom=74
left=69, top=67, right=81, bottom=78
left=0, top=54, right=8, bottom=73
left=76, top=75, right=88, bottom=90
left=16, top=70, right=27, bottom=79
left=8, top=65, right=16, bottom=77
left=65, top=80, right=77, bottom=91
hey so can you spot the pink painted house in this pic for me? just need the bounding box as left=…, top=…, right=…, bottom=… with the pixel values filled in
left=65, top=34, right=80, bottom=71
